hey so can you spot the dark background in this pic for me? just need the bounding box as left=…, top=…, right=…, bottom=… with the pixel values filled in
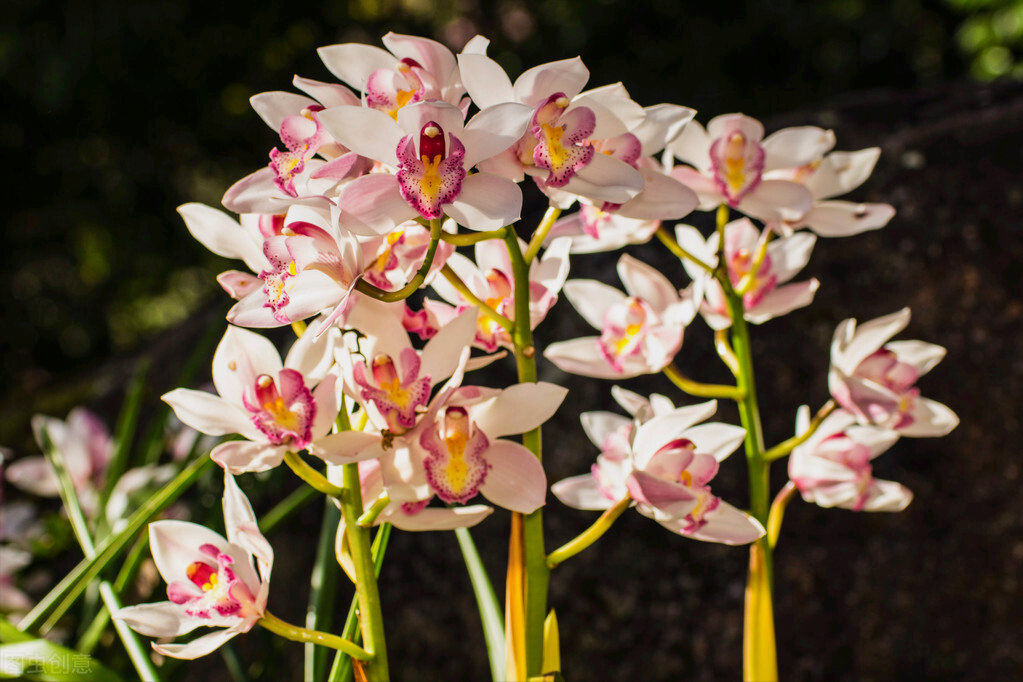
left=2, top=0, right=1022, bottom=680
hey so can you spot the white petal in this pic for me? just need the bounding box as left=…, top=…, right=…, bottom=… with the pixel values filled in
left=682, top=502, right=765, bottom=545
left=211, top=441, right=287, bottom=474
left=162, top=389, right=258, bottom=440
left=153, top=627, right=243, bottom=660
left=222, top=472, right=273, bottom=585
left=766, top=232, right=817, bottom=282
left=739, top=180, right=813, bottom=222
left=761, top=126, right=835, bottom=171
left=420, top=308, right=478, bottom=382
left=543, top=337, right=640, bottom=379
left=562, top=279, right=627, bottom=330
left=668, top=119, right=711, bottom=172
left=632, top=104, right=696, bottom=155
left=805, top=148, right=881, bottom=199
left=114, top=602, right=206, bottom=638
left=249, top=91, right=318, bottom=131
left=177, top=203, right=264, bottom=271
left=563, top=153, right=645, bottom=205
left=317, top=43, right=396, bottom=91
left=445, top=172, right=522, bottom=231
left=801, top=201, right=894, bottom=237
left=387, top=504, right=493, bottom=531
left=221, top=168, right=286, bottom=216
left=317, top=106, right=404, bottom=166
left=212, top=326, right=283, bottom=408
left=885, top=340, right=946, bottom=376
left=747, top=279, right=819, bottom=324
left=580, top=410, right=632, bottom=449
left=513, top=57, right=590, bottom=104
left=899, top=398, right=959, bottom=437
left=457, top=52, right=515, bottom=110
left=683, top=423, right=746, bottom=462
left=312, top=431, right=387, bottom=464
left=148, top=520, right=230, bottom=586
left=833, top=308, right=911, bottom=375
left=551, top=474, right=616, bottom=511
left=631, top=402, right=719, bottom=466
left=461, top=102, right=533, bottom=168
left=473, top=382, right=568, bottom=438
left=337, top=174, right=417, bottom=236
left=4, top=456, right=60, bottom=497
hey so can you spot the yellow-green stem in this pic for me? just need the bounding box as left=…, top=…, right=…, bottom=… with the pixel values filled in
left=768, top=482, right=798, bottom=550
left=284, top=451, right=346, bottom=499
left=355, top=218, right=442, bottom=303
left=716, top=204, right=777, bottom=682
left=357, top=493, right=391, bottom=528
left=663, top=363, right=746, bottom=400
left=546, top=495, right=632, bottom=569
left=503, top=230, right=549, bottom=679
left=764, top=400, right=837, bottom=462
left=338, top=461, right=389, bottom=680
left=440, top=264, right=515, bottom=329
left=715, top=329, right=741, bottom=377
left=441, top=227, right=508, bottom=246
left=523, top=206, right=562, bottom=263
left=258, top=611, right=371, bottom=660
left=655, top=226, right=716, bottom=274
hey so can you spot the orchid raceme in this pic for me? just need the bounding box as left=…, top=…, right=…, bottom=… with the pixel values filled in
left=115, top=472, right=272, bottom=660
left=553, top=398, right=764, bottom=544
left=828, top=308, right=959, bottom=437
left=788, top=407, right=911, bottom=512
left=675, top=218, right=820, bottom=329
left=544, top=253, right=700, bottom=378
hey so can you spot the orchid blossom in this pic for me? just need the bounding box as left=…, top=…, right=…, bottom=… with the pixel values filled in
left=458, top=43, right=646, bottom=207
left=675, top=218, right=819, bottom=329
left=669, top=113, right=815, bottom=222
left=115, top=472, right=272, bottom=659
left=828, top=308, right=959, bottom=437
left=788, top=407, right=911, bottom=512
left=225, top=202, right=363, bottom=330
left=317, top=100, right=529, bottom=234
left=553, top=399, right=764, bottom=544
left=544, top=254, right=700, bottom=378
left=162, top=322, right=374, bottom=474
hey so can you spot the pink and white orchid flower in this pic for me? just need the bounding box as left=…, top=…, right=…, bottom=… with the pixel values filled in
left=318, top=32, right=469, bottom=119
left=359, top=219, right=454, bottom=292
left=544, top=254, right=700, bottom=379
left=553, top=399, right=764, bottom=545
left=226, top=202, right=363, bottom=330
left=318, top=100, right=529, bottom=234
left=669, top=113, right=814, bottom=222
left=6, top=408, right=113, bottom=517
left=115, top=472, right=272, bottom=660
left=828, top=308, right=959, bottom=437
left=458, top=44, right=647, bottom=207
left=766, top=139, right=896, bottom=238
left=675, top=218, right=820, bottom=329
left=163, top=323, right=370, bottom=474
left=788, top=407, right=911, bottom=512
left=426, top=236, right=571, bottom=352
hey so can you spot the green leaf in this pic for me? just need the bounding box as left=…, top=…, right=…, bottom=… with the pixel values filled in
left=455, top=526, right=505, bottom=682
left=0, top=640, right=122, bottom=681
left=18, top=454, right=214, bottom=635
left=0, top=619, right=33, bottom=643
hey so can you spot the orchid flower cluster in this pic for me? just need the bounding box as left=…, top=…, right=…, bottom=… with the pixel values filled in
left=2, top=31, right=958, bottom=682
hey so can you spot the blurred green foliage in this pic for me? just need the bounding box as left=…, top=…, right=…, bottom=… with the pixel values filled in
left=946, top=0, right=1023, bottom=78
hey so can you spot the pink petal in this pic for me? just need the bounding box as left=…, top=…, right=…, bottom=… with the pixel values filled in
left=148, top=520, right=231, bottom=586
left=211, top=441, right=288, bottom=474
left=382, top=32, right=457, bottom=90
left=580, top=411, right=632, bottom=449
left=4, top=456, right=60, bottom=497
left=617, top=254, right=679, bottom=313
left=217, top=271, right=262, bottom=300
left=681, top=501, right=765, bottom=545
left=626, top=470, right=694, bottom=508
left=551, top=474, right=617, bottom=511
left=631, top=402, right=719, bottom=466
left=885, top=340, right=946, bottom=377
left=562, top=279, right=627, bottom=330
left=747, top=279, right=819, bottom=324
left=478, top=440, right=547, bottom=513
left=338, top=173, right=418, bottom=236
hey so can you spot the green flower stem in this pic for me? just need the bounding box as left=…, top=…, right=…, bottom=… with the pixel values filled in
left=655, top=226, right=716, bottom=274
left=284, top=451, right=347, bottom=499
left=306, top=498, right=342, bottom=681
left=523, top=206, right=562, bottom=264
left=663, top=363, right=746, bottom=400
left=441, top=227, right=508, bottom=246
left=764, top=400, right=837, bottom=462
left=39, top=424, right=161, bottom=681
left=767, top=482, right=798, bottom=550
left=440, top=264, right=515, bottom=329
left=329, top=523, right=391, bottom=682
left=546, top=495, right=632, bottom=569
left=355, top=218, right=442, bottom=303
left=357, top=493, right=391, bottom=528
left=718, top=204, right=776, bottom=682
left=503, top=231, right=549, bottom=679
left=338, top=462, right=389, bottom=681
left=258, top=611, right=371, bottom=660
left=715, top=329, right=741, bottom=377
